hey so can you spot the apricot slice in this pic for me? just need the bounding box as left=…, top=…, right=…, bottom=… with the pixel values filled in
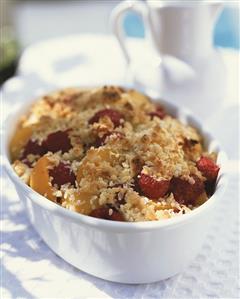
left=62, top=188, right=99, bottom=215
left=10, top=125, right=33, bottom=161
left=30, top=156, right=56, bottom=201
left=77, top=147, right=118, bottom=183
left=127, top=90, right=149, bottom=108
left=74, top=191, right=93, bottom=214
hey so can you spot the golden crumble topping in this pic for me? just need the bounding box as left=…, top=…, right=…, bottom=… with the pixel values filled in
left=10, top=86, right=220, bottom=222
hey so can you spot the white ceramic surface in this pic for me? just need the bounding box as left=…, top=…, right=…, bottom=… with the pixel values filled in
left=112, top=0, right=222, bottom=63
left=2, top=87, right=228, bottom=284
left=111, top=1, right=225, bottom=118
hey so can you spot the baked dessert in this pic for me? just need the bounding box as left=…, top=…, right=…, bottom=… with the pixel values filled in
left=10, top=86, right=220, bottom=221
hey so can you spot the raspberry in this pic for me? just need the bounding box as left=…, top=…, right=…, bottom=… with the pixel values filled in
left=170, top=175, right=204, bottom=205
left=43, top=130, right=72, bottom=153
left=22, top=139, right=46, bottom=158
left=92, top=137, right=104, bottom=148
left=90, top=207, right=109, bottom=219
left=109, top=210, right=125, bottom=221
left=196, top=156, right=220, bottom=181
left=138, top=173, right=170, bottom=199
left=90, top=207, right=125, bottom=221
left=94, top=131, right=124, bottom=147
left=205, top=180, right=216, bottom=197
left=88, top=109, right=124, bottom=127
left=49, top=162, right=76, bottom=188
left=93, top=132, right=111, bottom=148
left=148, top=106, right=166, bottom=120
left=21, top=158, right=33, bottom=167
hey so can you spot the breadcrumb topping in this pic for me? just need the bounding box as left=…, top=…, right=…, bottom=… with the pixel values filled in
left=10, top=86, right=218, bottom=222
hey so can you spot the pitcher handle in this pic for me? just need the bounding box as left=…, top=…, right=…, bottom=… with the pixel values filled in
left=110, top=0, right=150, bottom=65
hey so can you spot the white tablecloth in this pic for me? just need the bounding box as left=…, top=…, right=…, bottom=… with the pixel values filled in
left=1, top=34, right=239, bottom=298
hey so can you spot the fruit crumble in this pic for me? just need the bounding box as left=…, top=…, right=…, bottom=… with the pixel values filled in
left=10, top=86, right=220, bottom=222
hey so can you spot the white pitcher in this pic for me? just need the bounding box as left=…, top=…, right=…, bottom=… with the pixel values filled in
left=111, top=0, right=225, bottom=118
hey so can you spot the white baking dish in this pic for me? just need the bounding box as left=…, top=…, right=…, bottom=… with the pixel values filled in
left=2, top=84, right=228, bottom=284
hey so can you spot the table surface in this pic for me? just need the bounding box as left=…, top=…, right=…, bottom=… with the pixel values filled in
left=1, top=35, right=239, bottom=299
